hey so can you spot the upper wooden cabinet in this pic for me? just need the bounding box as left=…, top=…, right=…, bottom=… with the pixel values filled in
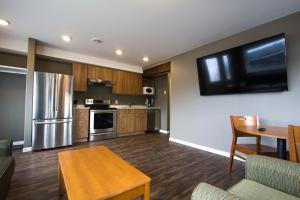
left=87, top=65, right=114, bottom=81
left=72, top=63, right=87, bottom=92
left=143, top=62, right=170, bottom=78
left=113, top=70, right=142, bottom=95
left=72, top=63, right=141, bottom=95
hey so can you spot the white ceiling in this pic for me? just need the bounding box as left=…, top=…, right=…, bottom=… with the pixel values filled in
left=1, top=0, right=300, bottom=68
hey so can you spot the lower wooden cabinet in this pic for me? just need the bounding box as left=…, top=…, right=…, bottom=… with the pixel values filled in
left=73, top=109, right=89, bottom=142
left=117, top=109, right=147, bottom=137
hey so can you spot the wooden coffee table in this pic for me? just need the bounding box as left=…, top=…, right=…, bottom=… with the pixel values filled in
left=58, top=146, right=151, bottom=200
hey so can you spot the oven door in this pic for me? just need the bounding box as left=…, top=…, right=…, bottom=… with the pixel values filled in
left=89, top=109, right=116, bottom=134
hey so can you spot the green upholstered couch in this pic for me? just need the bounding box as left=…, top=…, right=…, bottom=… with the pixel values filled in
left=192, top=155, right=300, bottom=200
left=0, top=139, right=15, bottom=200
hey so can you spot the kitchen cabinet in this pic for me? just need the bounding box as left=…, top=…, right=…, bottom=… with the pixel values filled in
left=87, top=65, right=114, bottom=81
left=143, top=62, right=170, bottom=78
left=72, top=62, right=142, bottom=95
left=72, top=63, right=88, bottom=91
left=133, top=109, right=147, bottom=132
left=117, top=109, right=147, bottom=137
left=113, top=70, right=128, bottom=94
left=113, top=71, right=142, bottom=95
left=116, top=109, right=129, bottom=136
left=73, top=108, right=89, bottom=142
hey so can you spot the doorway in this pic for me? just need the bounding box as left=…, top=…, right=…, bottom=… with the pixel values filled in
left=0, top=72, right=26, bottom=143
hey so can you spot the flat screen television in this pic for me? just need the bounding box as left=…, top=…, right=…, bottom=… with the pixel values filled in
left=196, top=34, right=287, bottom=96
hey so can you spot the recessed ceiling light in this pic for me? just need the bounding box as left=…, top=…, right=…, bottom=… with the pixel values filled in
left=92, top=37, right=102, bottom=44
left=0, top=19, right=10, bottom=26
left=115, top=49, right=123, bottom=55
left=62, top=35, right=72, bottom=42
left=143, top=57, right=149, bottom=62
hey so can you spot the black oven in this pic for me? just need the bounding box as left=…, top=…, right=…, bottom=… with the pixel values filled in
left=89, top=109, right=116, bottom=141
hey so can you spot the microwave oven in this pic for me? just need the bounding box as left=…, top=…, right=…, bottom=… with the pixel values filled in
left=143, top=87, right=155, bottom=95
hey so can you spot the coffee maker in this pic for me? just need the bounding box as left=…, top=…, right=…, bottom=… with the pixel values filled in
left=145, top=98, right=154, bottom=107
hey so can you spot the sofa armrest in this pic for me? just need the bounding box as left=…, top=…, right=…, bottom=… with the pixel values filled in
left=246, top=155, right=300, bottom=198
left=0, top=140, right=12, bottom=157
left=191, top=183, right=241, bottom=200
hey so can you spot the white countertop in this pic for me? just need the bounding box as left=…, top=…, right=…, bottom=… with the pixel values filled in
left=110, top=105, right=160, bottom=110
left=73, top=104, right=160, bottom=110
left=73, top=105, right=89, bottom=109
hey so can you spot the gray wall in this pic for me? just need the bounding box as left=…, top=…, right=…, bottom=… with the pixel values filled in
left=154, top=75, right=169, bottom=131
left=0, top=73, right=26, bottom=141
left=169, top=12, right=300, bottom=152
left=75, top=85, right=146, bottom=105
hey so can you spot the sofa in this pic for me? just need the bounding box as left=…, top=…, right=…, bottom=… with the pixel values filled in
left=0, top=139, right=15, bottom=200
left=192, top=155, right=300, bottom=200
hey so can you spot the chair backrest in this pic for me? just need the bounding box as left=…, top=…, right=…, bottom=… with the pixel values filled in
left=288, top=125, right=300, bottom=163
left=230, top=116, right=258, bottom=137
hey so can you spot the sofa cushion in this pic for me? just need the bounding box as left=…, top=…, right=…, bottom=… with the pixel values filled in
left=0, top=156, right=15, bottom=199
left=228, top=179, right=300, bottom=200
left=246, top=155, right=300, bottom=197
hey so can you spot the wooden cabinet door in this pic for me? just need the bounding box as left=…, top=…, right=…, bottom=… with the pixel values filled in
left=113, top=70, right=127, bottom=94
left=113, top=71, right=142, bottom=95
left=87, top=65, right=100, bottom=79
left=134, top=110, right=147, bottom=132
left=88, top=65, right=115, bottom=81
left=73, top=109, right=89, bottom=142
left=127, top=109, right=136, bottom=133
left=117, top=109, right=128, bottom=136
left=116, top=109, right=147, bottom=136
left=102, top=68, right=114, bottom=81
left=132, top=73, right=142, bottom=95
left=72, top=63, right=87, bottom=91
left=126, top=72, right=134, bottom=95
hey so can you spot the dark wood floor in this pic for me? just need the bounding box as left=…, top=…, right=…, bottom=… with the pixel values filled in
left=7, top=134, right=244, bottom=200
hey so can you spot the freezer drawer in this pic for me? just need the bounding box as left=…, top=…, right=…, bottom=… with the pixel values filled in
left=32, top=119, right=72, bottom=150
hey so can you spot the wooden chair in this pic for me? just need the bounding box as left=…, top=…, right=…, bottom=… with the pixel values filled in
left=227, top=115, right=277, bottom=172
left=288, top=125, right=300, bottom=163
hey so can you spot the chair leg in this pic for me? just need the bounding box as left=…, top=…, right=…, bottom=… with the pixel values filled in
left=227, top=136, right=237, bottom=173
left=256, top=136, right=261, bottom=153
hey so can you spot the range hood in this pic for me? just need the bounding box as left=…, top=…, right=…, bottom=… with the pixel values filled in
left=87, top=78, right=114, bottom=87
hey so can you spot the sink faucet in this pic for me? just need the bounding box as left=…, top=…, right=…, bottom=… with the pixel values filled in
left=129, top=102, right=132, bottom=107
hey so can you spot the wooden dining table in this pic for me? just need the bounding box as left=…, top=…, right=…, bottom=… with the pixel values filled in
left=235, top=125, right=288, bottom=159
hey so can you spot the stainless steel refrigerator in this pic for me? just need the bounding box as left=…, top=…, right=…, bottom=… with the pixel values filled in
left=32, top=72, right=73, bottom=150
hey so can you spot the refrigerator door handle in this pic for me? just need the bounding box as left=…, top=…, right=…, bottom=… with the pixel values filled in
left=55, top=76, right=59, bottom=112
left=33, top=119, right=72, bottom=124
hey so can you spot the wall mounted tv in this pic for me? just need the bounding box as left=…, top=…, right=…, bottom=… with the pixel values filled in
left=196, top=34, right=287, bottom=96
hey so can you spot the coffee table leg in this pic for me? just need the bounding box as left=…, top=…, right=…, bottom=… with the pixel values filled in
left=58, top=163, right=64, bottom=196
left=277, top=139, right=287, bottom=160
left=143, top=182, right=150, bottom=200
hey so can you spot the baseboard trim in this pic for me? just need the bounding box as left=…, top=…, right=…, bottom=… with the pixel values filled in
left=159, top=129, right=170, bottom=134
left=22, top=147, right=32, bottom=152
left=169, top=137, right=244, bottom=162
left=13, top=141, right=24, bottom=146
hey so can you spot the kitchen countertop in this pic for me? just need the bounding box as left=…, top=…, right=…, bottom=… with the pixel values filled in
left=73, top=105, right=89, bottom=109
left=73, top=104, right=160, bottom=110
left=110, top=105, right=160, bottom=110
